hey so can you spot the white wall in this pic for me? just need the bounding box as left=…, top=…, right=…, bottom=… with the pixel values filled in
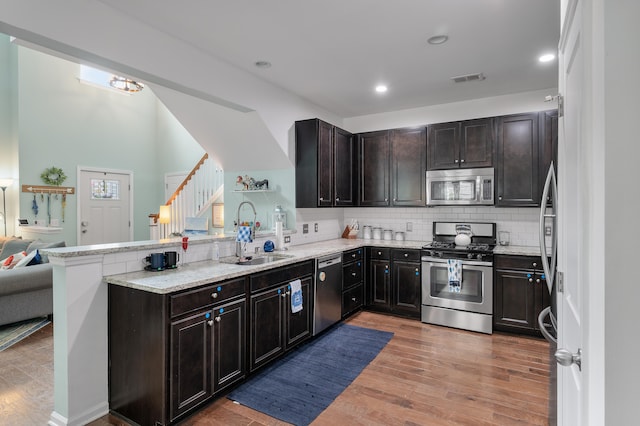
left=344, top=88, right=556, bottom=132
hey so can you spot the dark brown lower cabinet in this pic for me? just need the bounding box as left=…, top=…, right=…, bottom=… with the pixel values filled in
left=170, top=309, right=212, bottom=421
left=249, top=268, right=313, bottom=372
left=109, top=277, right=247, bottom=426
left=493, top=255, right=551, bottom=336
left=367, top=247, right=421, bottom=319
left=342, top=248, right=364, bottom=318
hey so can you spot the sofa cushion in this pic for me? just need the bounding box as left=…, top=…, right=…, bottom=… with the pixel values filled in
left=0, top=263, right=53, bottom=296
left=1, top=251, right=27, bottom=270
left=26, top=240, right=66, bottom=262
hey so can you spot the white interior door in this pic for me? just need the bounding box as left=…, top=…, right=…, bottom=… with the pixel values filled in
left=79, top=169, right=132, bottom=245
left=557, top=0, right=584, bottom=423
left=165, top=172, right=188, bottom=202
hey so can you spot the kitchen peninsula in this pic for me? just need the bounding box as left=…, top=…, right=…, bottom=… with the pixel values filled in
left=45, top=235, right=540, bottom=425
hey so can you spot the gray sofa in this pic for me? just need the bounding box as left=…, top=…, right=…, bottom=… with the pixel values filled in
left=0, top=237, right=65, bottom=326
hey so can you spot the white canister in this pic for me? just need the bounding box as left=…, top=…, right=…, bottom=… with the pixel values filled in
left=395, top=231, right=405, bottom=241
left=362, top=226, right=372, bottom=239
left=383, top=229, right=393, bottom=241
left=372, top=227, right=382, bottom=240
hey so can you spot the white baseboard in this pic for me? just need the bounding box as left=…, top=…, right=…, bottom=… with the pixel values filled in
left=48, top=402, right=109, bottom=426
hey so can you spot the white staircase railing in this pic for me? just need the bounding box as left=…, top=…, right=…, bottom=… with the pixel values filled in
left=152, top=153, right=224, bottom=239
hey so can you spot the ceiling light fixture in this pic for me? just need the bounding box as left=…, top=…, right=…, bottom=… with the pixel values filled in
left=539, top=53, right=556, bottom=63
left=109, top=76, right=144, bottom=93
left=427, top=35, right=448, bottom=45
left=375, top=85, right=388, bottom=93
left=254, top=60, right=272, bottom=69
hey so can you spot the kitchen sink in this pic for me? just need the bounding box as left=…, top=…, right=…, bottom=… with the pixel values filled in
left=221, top=253, right=294, bottom=266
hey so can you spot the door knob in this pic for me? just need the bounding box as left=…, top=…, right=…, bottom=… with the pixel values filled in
left=555, top=348, right=582, bottom=370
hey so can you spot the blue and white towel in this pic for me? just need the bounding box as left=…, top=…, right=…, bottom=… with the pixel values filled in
left=447, top=259, right=462, bottom=293
left=290, top=279, right=303, bottom=313
left=236, top=225, right=253, bottom=243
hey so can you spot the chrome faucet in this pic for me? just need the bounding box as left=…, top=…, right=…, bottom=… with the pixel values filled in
left=235, top=201, right=257, bottom=257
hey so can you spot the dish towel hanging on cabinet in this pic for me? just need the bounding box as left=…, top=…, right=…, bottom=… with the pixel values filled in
left=290, top=279, right=303, bottom=313
left=447, top=259, right=462, bottom=293
left=236, top=226, right=253, bottom=243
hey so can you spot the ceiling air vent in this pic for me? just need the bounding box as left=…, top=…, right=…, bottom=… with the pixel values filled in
left=451, top=73, right=486, bottom=83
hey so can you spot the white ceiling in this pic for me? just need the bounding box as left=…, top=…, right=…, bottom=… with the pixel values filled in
left=96, top=0, right=560, bottom=118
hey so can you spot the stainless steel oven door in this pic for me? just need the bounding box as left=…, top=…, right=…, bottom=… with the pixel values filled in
left=421, top=256, right=493, bottom=315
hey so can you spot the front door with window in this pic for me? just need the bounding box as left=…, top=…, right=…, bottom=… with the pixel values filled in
left=79, top=169, right=131, bottom=245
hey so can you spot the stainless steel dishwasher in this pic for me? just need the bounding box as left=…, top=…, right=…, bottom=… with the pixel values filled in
left=313, top=253, right=343, bottom=336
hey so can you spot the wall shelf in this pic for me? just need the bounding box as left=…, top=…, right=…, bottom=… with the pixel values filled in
left=22, top=184, right=75, bottom=195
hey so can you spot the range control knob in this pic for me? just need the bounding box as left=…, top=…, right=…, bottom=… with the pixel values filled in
left=477, top=254, right=483, bottom=260
left=467, top=253, right=474, bottom=259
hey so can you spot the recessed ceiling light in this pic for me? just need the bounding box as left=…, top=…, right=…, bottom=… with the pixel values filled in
left=538, top=53, right=555, bottom=63
left=254, top=60, right=272, bottom=69
left=427, top=35, right=448, bottom=45
left=375, top=85, right=388, bottom=93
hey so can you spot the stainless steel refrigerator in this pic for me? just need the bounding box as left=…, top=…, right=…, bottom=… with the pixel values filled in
left=538, top=162, right=557, bottom=425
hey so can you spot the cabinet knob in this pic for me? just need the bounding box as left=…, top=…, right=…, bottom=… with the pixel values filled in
left=536, top=279, right=541, bottom=283
left=215, top=316, right=221, bottom=323
left=454, top=159, right=459, bottom=163
left=460, top=159, right=465, bottom=163
left=378, top=251, right=382, bottom=255
left=207, top=320, right=214, bottom=327
left=352, top=253, right=356, bottom=258
left=499, top=196, right=503, bottom=200
left=211, top=292, right=218, bottom=299
left=533, top=262, right=538, bottom=267
left=336, top=197, right=340, bottom=202
left=352, top=272, right=357, bottom=277
left=352, top=297, right=357, bottom=302
left=393, top=198, right=397, bottom=202
left=528, top=278, right=533, bottom=283
left=404, top=253, right=408, bottom=257
left=319, top=197, right=324, bottom=201
left=384, top=198, right=388, bottom=202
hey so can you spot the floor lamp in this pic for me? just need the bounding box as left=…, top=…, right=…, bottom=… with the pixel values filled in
left=0, top=178, right=14, bottom=237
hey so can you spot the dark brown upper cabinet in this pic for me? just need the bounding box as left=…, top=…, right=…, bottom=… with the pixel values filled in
left=295, top=119, right=356, bottom=208
left=359, top=127, right=426, bottom=207
left=427, top=118, right=494, bottom=170
left=496, top=111, right=557, bottom=207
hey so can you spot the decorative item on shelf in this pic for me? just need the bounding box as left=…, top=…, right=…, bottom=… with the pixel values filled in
left=40, top=166, right=67, bottom=186
left=236, top=175, right=269, bottom=190
left=109, top=75, right=144, bottom=93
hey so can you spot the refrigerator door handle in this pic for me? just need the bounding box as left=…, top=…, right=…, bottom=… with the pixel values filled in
left=539, top=163, right=557, bottom=295
left=538, top=306, right=557, bottom=344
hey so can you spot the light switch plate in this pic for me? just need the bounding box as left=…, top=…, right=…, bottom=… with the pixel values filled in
left=303, top=224, right=309, bottom=234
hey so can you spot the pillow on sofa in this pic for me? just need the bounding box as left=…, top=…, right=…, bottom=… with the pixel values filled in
left=1, top=251, right=28, bottom=270
left=14, top=249, right=42, bottom=268
left=26, top=240, right=66, bottom=263
left=0, top=237, right=30, bottom=260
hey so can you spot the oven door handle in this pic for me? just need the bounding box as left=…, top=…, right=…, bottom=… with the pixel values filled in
left=421, top=257, right=493, bottom=267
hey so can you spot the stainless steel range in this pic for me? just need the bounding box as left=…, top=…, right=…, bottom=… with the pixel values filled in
left=421, top=222, right=496, bottom=334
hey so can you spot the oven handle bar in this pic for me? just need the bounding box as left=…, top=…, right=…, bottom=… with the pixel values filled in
left=421, top=256, right=493, bottom=267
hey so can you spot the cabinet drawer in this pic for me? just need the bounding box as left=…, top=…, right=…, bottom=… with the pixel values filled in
left=368, top=247, right=391, bottom=260
left=343, top=261, right=363, bottom=288
left=171, top=277, right=246, bottom=318
left=343, top=284, right=364, bottom=316
left=250, top=261, right=314, bottom=293
left=391, top=249, right=421, bottom=262
left=343, top=248, right=363, bottom=262
left=494, top=255, right=543, bottom=270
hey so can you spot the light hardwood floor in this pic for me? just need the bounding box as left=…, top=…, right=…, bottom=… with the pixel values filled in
left=1, top=311, right=551, bottom=425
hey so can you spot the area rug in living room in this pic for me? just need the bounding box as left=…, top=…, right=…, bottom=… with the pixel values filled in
left=0, top=317, right=50, bottom=352
left=227, top=323, right=393, bottom=426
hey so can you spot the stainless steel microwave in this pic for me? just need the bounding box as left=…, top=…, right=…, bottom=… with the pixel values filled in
left=426, top=168, right=494, bottom=206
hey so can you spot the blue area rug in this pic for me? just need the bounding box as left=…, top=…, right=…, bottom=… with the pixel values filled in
left=0, top=317, right=50, bottom=352
left=227, top=323, right=393, bottom=425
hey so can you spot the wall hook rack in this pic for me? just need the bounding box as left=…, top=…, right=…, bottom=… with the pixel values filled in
left=22, top=184, right=76, bottom=195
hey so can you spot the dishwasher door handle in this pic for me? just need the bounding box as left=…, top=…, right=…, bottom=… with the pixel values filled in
left=317, top=256, right=342, bottom=269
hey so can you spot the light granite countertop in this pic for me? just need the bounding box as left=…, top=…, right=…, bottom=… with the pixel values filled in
left=493, top=245, right=543, bottom=257
left=104, top=238, right=425, bottom=294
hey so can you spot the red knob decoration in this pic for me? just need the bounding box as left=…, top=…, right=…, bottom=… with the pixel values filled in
left=182, top=236, right=189, bottom=251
